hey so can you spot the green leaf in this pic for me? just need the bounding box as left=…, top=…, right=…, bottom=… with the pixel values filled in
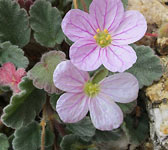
left=0, top=41, right=29, bottom=68
left=1, top=77, right=46, bottom=129
left=117, top=100, right=137, bottom=114
left=28, top=51, right=66, bottom=94
left=92, top=67, right=108, bottom=84
left=13, top=122, right=54, bottom=150
left=0, top=133, right=9, bottom=150
left=30, top=0, right=64, bottom=47
left=67, top=117, right=96, bottom=141
left=122, top=114, right=149, bottom=145
left=13, top=122, right=41, bottom=150
left=127, top=45, right=163, bottom=88
left=121, top=0, right=128, bottom=9
left=50, top=94, right=61, bottom=110
left=60, top=134, right=91, bottom=150
left=0, top=0, right=30, bottom=47
left=45, top=125, right=55, bottom=147
left=93, top=129, right=122, bottom=142
left=72, top=0, right=92, bottom=11
left=28, top=51, right=65, bottom=93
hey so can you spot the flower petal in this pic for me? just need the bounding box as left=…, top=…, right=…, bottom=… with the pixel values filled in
left=89, top=0, right=124, bottom=31
left=100, top=72, right=139, bottom=103
left=89, top=93, right=123, bottom=131
left=112, top=10, right=147, bottom=45
left=62, top=9, right=97, bottom=42
left=56, top=93, right=89, bottom=123
left=101, top=45, right=137, bottom=72
left=53, top=60, right=89, bottom=92
left=70, top=39, right=102, bottom=71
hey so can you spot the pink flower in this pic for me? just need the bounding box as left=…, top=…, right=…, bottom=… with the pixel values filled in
left=53, top=60, right=139, bottom=131
left=62, top=0, right=147, bottom=72
left=0, top=62, right=26, bottom=93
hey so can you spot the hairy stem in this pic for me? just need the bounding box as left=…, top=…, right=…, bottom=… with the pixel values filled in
left=40, top=106, right=47, bottom=150
left=73, top=0, right=78, bottom=9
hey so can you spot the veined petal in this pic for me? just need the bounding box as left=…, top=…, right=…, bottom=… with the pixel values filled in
left=53, top=60, right=89, bottom=92
left=112, top=10, right=147, bottom=45
left=89, top=93, right=123, bottom=131
left=101, top=45, right=137, bottom=72
left=100, top=72, right=139, bottom=103
left=89, top=0, right=124, bottom=31
left=70, top=39, right=102, bottom=71
left=56, top=93, right=89, bottom=123
left=62, top=9, right=97, bottom=42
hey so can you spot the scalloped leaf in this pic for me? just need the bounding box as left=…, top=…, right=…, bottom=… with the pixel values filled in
left=60, top=134, right=91, bottom=150
left=13, top=121, right=41, bottom=150
left=50, top=94, right=61, bottom=110
left=28, top=51, right=66, bottom=94
left=117, top=100, right=137, bottom=115
left=122, top=114, right=149, bottom=145
left=0, top=133, right=9, bottom=150
left=0, top=42, right=29, bottom=68
left=67, top=117, right=96, bottom=141
left=13, top=121, right=54, bottom=150
left=1, top=77, right=46, bottom=129
left=0, top=0, right=30, bottom=47
left=127, top=45, right=163, bottom=88
left=30, top=0, right=64, bottom=47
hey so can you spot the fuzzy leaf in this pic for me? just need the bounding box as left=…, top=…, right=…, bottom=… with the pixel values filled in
left=127, top=45, right=163, bottom=88
left=30, top=0, right=64, bottom=47
left=121, top=0, right=128, bottom=9
left=93, top=129, right=122, bottom=142
left=117, top=100, right=137, bottom=114
left=60, top=134, right=91, bottom=150
left=28, top=51, right=66, bottom=94
left=13, top=122, right=41, bottom=150
left=122, top=114, right=149, bottom=145
left=50, top=94, right=61, bottom=110
left=0, top=42, right=29, bottom=68
left=13, top=122, right=54, bottom=150
left=67, top=117, right=96, bottom=141
left=1, top=77, right=46, bottom=129
left=0, top=133, right=9, bottom=150
left=0, top=0, right=30, bottom=47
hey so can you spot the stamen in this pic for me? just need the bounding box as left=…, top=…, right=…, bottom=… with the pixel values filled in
left=96, top=28, right=100, bottom=33
left=100, top=40, right=104, bottom=44
left=94, top=35, right=97, bottom=39
left=104, top=29, right=108, bottom=33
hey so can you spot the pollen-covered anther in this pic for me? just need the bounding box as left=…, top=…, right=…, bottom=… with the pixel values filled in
left=84, top=82, right=100, bottom=97
left=94, top=28, right=112, bottom=48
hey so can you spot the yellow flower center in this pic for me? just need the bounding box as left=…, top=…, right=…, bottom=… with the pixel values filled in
left=94, top=28, right=112, bottom=48
left=84, top=82, right=100, bottom=97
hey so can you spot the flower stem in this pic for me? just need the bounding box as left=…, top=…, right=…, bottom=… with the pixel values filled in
left=40, top=106, right=47, bottom=150
left=80, top=0, right=88, bottom=12
left=73, top=0, right=78, bottom=9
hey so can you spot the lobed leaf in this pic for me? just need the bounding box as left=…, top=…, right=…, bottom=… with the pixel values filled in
left=67, top=117, right=96, bottom=141
left=28, top=51, right=66, bottom=94
left=13, top=122, right=54, bottom=150
left=60, top=134, right=91, bottom=150
left=0, top=0, right=30, bottom=47
left=0, top=41, right=29, bottom=68
left=0, top=133, right=9, bottom=150
left=50, top=94, right=61, bottom=110
left=122, top=114, right=149, bottom=145
left=127, top=45, right=163, bottom=88
left=30, top=0, right=64, bottom=47
left=1, top=77, right=46, bottom=129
